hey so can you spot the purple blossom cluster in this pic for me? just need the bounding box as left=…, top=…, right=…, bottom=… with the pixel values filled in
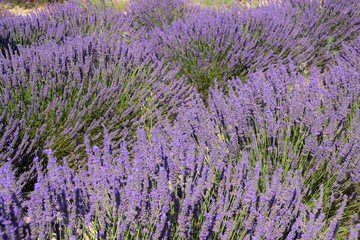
left=0, top=0, right=359, bottom=239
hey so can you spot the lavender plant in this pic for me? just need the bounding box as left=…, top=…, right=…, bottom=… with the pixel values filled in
left=150, top=8, right=248, bottom=97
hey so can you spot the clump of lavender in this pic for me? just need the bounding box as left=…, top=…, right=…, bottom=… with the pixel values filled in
left=149, top=0, right=359, bottom=97
left=150, top=8, right=252, bottom=97
left=244, top=0, right=360, bottom=68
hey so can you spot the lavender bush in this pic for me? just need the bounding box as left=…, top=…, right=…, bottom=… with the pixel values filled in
left=0, top=0, right=359, bottom=239
left=148, top=0, right=359, bottom=97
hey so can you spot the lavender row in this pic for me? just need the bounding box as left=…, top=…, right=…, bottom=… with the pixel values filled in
left=0, top=32, right=193, bottom=171
left=1, top=62, right=359, bottom=239
left=0, top=1, right=133, bottom=52
left=146, top=0, right=359, bottom=96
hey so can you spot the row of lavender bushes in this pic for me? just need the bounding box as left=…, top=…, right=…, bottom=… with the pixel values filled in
left=1, top=0, right=359, bottom=239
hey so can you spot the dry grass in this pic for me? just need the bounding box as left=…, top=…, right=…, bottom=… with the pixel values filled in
left=195, top=0, right=235, bottom=7
left=0, top=3, right=46, bottom=15
left=109, top=0, right=128, bottom=11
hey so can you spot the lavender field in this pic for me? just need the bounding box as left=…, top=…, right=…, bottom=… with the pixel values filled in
left=0, top=0, right=359, bottom=239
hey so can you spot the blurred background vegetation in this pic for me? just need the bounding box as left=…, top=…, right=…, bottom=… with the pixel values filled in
left=0, top=0, right=63, bottom=15
left=1, top=0, right=64, bottom=8
left=0, top=0, right=242, bottom=15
